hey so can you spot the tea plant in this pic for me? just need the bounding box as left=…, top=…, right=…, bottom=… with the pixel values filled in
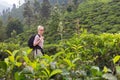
left=0, top=32, right=120, bottom=80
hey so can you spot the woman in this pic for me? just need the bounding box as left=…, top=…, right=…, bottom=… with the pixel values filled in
left=33, top=25, right=44, bottom=58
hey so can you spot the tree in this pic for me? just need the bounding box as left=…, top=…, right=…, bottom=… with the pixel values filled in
left=0, top=19, right=3, bottom=26
left=41, top=0, right=51, bottom=19
left=33, top=0, right=41, bottom=25
left=46, top=6, right=61, bottom=43
left=74, top=18, right=81, bottom=34
left=67, top=0, right=73, bottom=5
left=34, top=0, right=41, bottom=14
left=58, top=21, right=63, bottom=40
left=0, top=19, right=6, bottom=41
left=72, top=0, right=81, bottom=9
left=23, top=1, right=34, bottom=27
left=112, top=0, right=120, bottom=2
left=6, top=18, right=23, bottom=37
left=2, top=9, right=5, bottom=15
left=12, top=4, right=16, bottom=11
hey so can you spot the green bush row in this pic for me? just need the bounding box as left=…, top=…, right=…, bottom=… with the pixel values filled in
left=0, top=32, right=120, bottom=80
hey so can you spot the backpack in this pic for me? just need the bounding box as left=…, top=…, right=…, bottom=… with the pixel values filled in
left=28, top=34, right=40, bottom=49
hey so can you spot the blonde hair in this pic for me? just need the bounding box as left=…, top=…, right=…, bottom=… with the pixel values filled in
left=38, top=25, right=44, bottom=31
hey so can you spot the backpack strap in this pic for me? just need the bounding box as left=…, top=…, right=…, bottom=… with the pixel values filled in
left=37, top=34, right=40, bottom=37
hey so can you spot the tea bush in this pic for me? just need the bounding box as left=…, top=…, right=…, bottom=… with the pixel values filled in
left=0, top=32, right=120, bottom=80
left=0, top=43, right=20, bottom=60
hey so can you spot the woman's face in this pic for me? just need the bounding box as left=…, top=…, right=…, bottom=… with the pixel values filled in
left=39, top=27, right=44, bottom=35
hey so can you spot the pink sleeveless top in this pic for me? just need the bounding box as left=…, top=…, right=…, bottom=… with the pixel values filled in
left=33, top=35, right=44, bottom=48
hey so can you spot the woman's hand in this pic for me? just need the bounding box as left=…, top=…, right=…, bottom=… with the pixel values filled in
left=39, top=36, right=44, bottom=40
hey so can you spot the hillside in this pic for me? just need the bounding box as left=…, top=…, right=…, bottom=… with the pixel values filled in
left=0, top=0, right=82, bottom=24
left=1, top=0, right=119, bottom=44
left=0, top=0, right=120, bottom=80
left=63, top=0, right=120, bottom=34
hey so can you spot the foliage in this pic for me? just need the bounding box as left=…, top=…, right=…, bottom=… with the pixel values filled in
left=63, top=31, right=120, bottom=70
left=44, top=44, right=61, bottom=55
left=0, top=42, right=20, bottom=61
left=23, top=1, right=34, bottom=27
left=45, top=6, right=62, bottom=43
left=63, top=0, right=120, bottom=35
left=1, top=0, right=120, bottom=44
left=6, top=18, right=23, bottom=37
left=0, top=32, right=120, bottom=80
left=0, top=0, right=120, bottom=80
left=41, top=0, right=51, bottom=19
left=0, top=19, right=6, bottom=41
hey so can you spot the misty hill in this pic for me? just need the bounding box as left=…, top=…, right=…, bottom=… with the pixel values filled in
left=0, top=0, right=81, bottom=24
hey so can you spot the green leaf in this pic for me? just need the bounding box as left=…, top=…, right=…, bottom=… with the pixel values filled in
left=9, top=56, right=15, bottom=63
left=29, top=61, right=37, bottom=69
left=102, top=73, right=117, bottom=80
left=22, top=66, right=33, bottom=74
left=22, top=51, right=27, bottom=56
left=12, top=50, right=19, bottom=56
left=27, top=49, right=32, bottom=55
left=113, top=55, right=120, bottom=64
left=42, top=55, right=53, bottom=62
left=23, top=56, right=30, bottom=63
left=0, top=61, right=7, bottom=71
left=4, top=58, right=9, bottom=65
left=72, top=58, right=80, bottom=64
left=16, top=56, right=21, bottom=61
left=103, top=66, right=112, bottom=73
left=52, top=52, right=64, bottom=60
left=15, top=72, right=25, bottom=80
left=116, top=66, right=120, bottom=75
left=5, top=50, right=12, bottom=56
left=49, top=69, right=62, bottom=78
left=15, top=72, right=20, bottom=80
left=44, top=68, right=50, bottom=76
left=15, top=62, right=22, bottom=67
left=91, top=66, right=100, bottom=71
left=63, top=59, right=75, bottom=69
left=103, top=66, right=108, bottom=73
left=41, top=70, right=49, bottom=77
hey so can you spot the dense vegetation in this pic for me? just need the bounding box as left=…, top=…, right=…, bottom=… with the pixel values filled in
left=0, top=32, right=120, bottom=80
left=0, top=0, right=120, bottom=80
